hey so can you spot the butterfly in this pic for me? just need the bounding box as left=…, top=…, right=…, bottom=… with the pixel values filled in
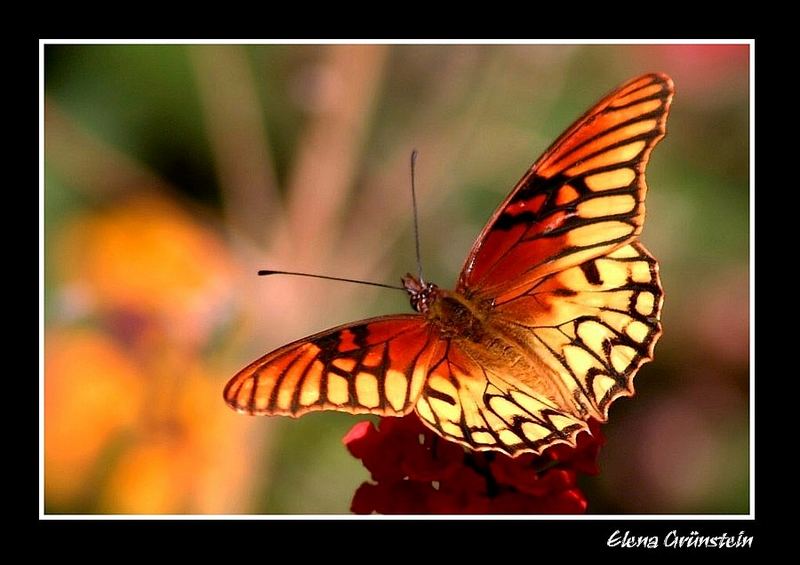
left=224, top=73, right=673, bottom=457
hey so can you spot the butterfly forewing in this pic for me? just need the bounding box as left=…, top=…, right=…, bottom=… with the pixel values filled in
left=458, top=73, right=673, bottom=302
left=224, top=316, right=436, bottom=417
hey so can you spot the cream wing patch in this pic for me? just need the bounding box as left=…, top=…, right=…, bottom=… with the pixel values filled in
left=495, top=242, right=663, bottom=420
left=414, top=341, right=588, bottom=457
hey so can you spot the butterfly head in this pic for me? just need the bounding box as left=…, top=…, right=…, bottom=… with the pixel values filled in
left=402, top=274, right=440, bottom=314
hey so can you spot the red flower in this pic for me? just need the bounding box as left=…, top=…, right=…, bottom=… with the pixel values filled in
left=343, top=414, right=604, bottom=514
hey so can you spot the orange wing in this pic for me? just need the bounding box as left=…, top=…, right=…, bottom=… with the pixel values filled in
left=458, top=73, right=674, bottom=305
left=414, top=339, right=588, bottom=456
left=224, top=316, right=437, bottom=417
left=412, top=243, right=663, bottom=457
left=492, top=242, right=663, bottom=421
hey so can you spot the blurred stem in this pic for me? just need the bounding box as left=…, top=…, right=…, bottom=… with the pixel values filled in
left=339, top=51, right=509, bottom=287
left=285, top=44, right=388, bottom=268
left=44, top=99, right=172, bottom=199
left=189, top=45, right=282, bottom=248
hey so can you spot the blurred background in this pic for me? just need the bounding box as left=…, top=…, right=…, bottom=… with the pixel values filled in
left=43, top=43, right=750, bottom=514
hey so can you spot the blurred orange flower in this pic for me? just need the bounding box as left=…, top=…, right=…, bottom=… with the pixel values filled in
left=45, top=194, right=265, bottom=513
left=45, top=328, right=145, bottom=509
left=98, top=358, right=253, bottom=514
left=54, top=194, right=236, bottom=349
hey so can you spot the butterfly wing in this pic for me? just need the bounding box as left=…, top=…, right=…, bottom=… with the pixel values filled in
left=414, top=245, right=662, bottom=458
left=415, top=338, right=588, bottom=456
left=491, top=242, right=663, bottom=422
left=458, top=73, right=673, bottom=306
left=224, top=315, right=437, bottom=417
left=414, top=243, right=664, bottom=457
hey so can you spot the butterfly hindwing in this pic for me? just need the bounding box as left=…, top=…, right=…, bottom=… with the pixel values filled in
left=492, top=242, right=663, bottom=421
left=459, top=73, right=673, bottom=303
left=224, top=316, right=436, bottom=417
left=414, top=339, right=587, bottom=457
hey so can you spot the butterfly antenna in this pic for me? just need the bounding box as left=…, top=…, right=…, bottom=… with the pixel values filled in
left=410, top=149, right=424, bottom=283
left=258, top=270, right=405, bottom=291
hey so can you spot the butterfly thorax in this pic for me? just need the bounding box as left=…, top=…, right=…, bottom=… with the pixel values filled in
left=403, top=273, right=487, bottom=341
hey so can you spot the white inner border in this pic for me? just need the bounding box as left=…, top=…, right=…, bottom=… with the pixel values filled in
left=39, top=38, right=755, bottom=520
